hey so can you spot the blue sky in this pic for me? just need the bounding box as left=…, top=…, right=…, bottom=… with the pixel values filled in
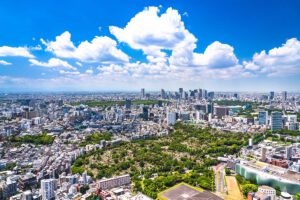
left=1, top=0, right=300, bottom=92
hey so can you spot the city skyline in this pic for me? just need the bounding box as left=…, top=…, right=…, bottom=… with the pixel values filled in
left=1, top=0, right=300, bottom=91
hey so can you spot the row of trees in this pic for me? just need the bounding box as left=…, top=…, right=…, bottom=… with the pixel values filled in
left=236, top=174, right=258, bottom=196
left=10, top=133, right=54, bottom=145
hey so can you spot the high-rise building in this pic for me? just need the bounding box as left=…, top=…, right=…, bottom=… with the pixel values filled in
left=142, top=107, right=148, bottom=121
left=125, top=99, right=131, bottom=109
left=285, top=145, right=293, bottom=160
left=141, top=88, right=145, bottom=98
left=0, top=179, right=17, bottom=199
left=179, top=88, right=183, bottom=98
left=233, top=93, right=238, bottom=99
left=261, top=147, right=267, bottom=162
left=41, top=179, right=56, bottom=200
left=183, top=92, right=188, bottom=100
left=161, top=89, right=166, bottom=99
left=198, top=89, right=203, bottom=99
left=282, top=91, right=287, bottom=101
left=214, top=106, right=229, bottom=119
left=258, top=111, right=268, bottom=125
left=82, top=171, right=88, bottom=185
left=270, top=91, right=275, bottom=100
left=207, top=103, right=214, bottom=114
left=204, top=90, right=208, bottom=99
left=271, top=111, right=282, bottom=131
left=208, top=92, right=215, bottom=100
left=167, top=112, right=176, bottom=125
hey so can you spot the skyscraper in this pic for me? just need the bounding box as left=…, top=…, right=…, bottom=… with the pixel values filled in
left=271, top=111, right=282, bottom=131
left=179, top=88, right=183, bottom=98
left=282, top=91, right=287, bottom=101
left=141, top=88, right=145, bottom=98
left=258, top=110, right=268, bottom=125
left=270, top=91, right=275, bottom=100
left=207, top=103, right=214, bottom=114
left=208, top=91, right=215, bottom=100
left=199, top=89, right=203, bottom=99
left=125, top=99, right=131, bottom=109
left=41, top=179, right=56, bottom=200
left=142, top=107, right=148, bottom=121
left=204, top=89, right=208, bottom=99
left=161, top=89, right=166, bottom=99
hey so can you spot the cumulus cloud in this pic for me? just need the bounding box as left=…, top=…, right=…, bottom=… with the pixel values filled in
left=41, top=31, right=129, bottom=64
left=0, top=46, right=34, bottom=58
left=110, top=7, right=197, bottom=64
left=5, top=6, right=300, bottom=92
left=0, top=60, right=12, bottom=65
left=109, top=6, right=241, bottom=76
left=245, top=38, right=300, bottom=77
left=194, top=41, right=239, bottom=68
left=29, top=58, right=76, bottom=70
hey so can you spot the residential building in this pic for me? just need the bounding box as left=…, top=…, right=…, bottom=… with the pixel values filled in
left=41, top=179, right=56, bottom=200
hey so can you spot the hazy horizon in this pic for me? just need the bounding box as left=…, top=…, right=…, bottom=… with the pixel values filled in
left=1, top=0, right=300, bottom=91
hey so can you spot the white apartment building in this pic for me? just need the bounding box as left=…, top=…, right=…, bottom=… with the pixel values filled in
left=167, top=112, right=176, bottom=125
left=98, top=174, right=130, bottom=190
left=41, top=179, right=56, bottom=200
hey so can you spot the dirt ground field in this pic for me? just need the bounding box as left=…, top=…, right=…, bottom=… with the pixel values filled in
left=225, top=176, right=244, bottom=200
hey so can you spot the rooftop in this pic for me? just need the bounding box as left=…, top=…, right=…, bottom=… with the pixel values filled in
left=157, top=182, right=222, bottom=200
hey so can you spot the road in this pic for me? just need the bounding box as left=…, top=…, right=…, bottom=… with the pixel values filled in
left=213, top=163, right=227, bottom=195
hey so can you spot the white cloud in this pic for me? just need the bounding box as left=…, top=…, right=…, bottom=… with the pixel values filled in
left=76, top=61, right=82, bottom=66
left=193, top=41, right=239, bottom=68
left=41, top=31, right=129, bottom=64
left=110, top=7, right=197, bottom=64
left=243, top=61, right=260, bottom=71
left=8, top=6, right=300, bottom=92
left=109, top=6, right=241, bottom=75
left=0, top=60, right=12, bottom=65
left=59, top=70, right=80, bottom=75
left=85, top=69, right=93, bottom=74
left=30, top=45, right=42, bottom=51
left=245, top=38, right=300, bottom=77
left=29, top=58, right=76, bottom=70
left=183, top=12, right=188, bottom=17
left=0, top=46, right=34, bottom=58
